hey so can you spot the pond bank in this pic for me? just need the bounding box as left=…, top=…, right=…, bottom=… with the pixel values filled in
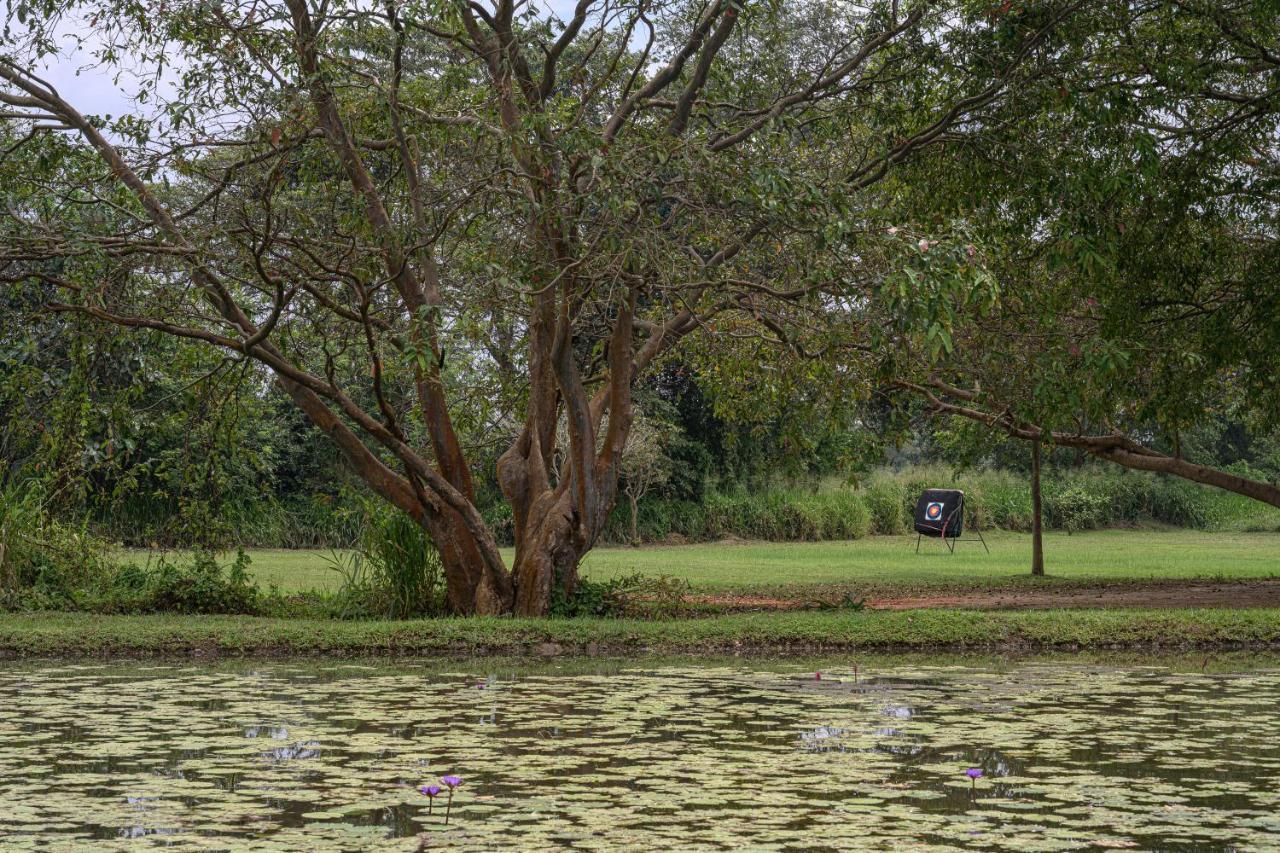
left=3, top=608, right=1280, bottom=658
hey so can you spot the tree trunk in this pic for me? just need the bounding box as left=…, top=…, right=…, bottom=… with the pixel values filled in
left=510, top=490, right=595, bottom=616
left=419, top=508, right=513, bottom=615
left=412, top=456, right=620, bottom=618
left=1031, top=440, right=1045, bottom=577
left=628, top=491, right=640, bottom=547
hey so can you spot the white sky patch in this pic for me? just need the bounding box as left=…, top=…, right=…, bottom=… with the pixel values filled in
left=2, top=11, right=179, bottom=123
left=16, top=0, right=586, bottom=122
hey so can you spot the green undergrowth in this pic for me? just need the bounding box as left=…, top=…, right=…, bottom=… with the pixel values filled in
left=2, top=480, right=260, bottom=615
left=581, top=464, right=1280, bottom=545
left=4, top=608, right=1280, bottom=658
left=79, top=463, right=1280, bottom=551
left=4, top=548, right=263, bottom=615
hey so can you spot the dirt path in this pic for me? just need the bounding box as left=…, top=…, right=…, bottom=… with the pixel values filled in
left=682, top=579, right=1280, bottom=612
left=869, top=579, right=1280, bottom=610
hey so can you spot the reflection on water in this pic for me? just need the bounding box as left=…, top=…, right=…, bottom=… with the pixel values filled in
left=1, top=657, right=1278, bottom=850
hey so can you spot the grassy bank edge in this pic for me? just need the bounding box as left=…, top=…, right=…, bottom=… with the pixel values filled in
left=3, top=608, right=1280, bottom=658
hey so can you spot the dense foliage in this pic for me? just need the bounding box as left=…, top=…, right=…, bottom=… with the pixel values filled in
left=882, top=1, right=1280, bottom=503
left=0, top=0, right=1119, bottom=615
left=1, top=0, right=1278, bottom=614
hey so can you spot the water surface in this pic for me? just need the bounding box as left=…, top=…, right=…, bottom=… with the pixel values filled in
left=1, top=656, right=1278, bottom=850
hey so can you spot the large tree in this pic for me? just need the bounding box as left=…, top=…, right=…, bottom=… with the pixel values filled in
left=883, top=0, right=1280, bottom=508
left=1, top=0, right=1087, bottom=613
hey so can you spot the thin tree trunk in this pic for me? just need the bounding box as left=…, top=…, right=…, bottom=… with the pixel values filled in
left=629, top=491, right=639, bottom=547
left=1031, top=440, right=1045, bottom=577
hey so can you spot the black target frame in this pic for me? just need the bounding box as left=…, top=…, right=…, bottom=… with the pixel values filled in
left=913, top=488, right=989, bottom=554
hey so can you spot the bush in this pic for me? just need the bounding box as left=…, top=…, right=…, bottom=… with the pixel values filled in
left=0, top=480, right=112, bottom=607
left=862, top=478, right=906, bottom=535
left=362, top=509, right=444, bottom=618
left=1, top=479, right=261, bottom=615
left=1046, top=487, right=1109, bottom=533
left=1145, top=478, right=1211, bottom=528
left=551, top=571, right=689, bottom=618
left=129, top=549, right=260, bottom=614
left=327, top=507, right=445, bottom=619
left=968, top=470, right=1033, bottom=531
left=2, top=536, right=262, bottom=616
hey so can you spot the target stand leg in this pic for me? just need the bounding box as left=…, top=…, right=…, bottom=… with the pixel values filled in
left=915, top=533, right=922, bottom=554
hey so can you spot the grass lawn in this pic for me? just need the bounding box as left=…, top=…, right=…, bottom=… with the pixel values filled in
left=38, top=530, right=1280, bottom=658
left=146, top=529, right=1280, bottom=596
left=579, top=530, right=1280, bottom=594
left=4, top=607, right=1280, bottom=657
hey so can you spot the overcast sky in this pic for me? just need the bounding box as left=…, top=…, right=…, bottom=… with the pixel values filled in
left=34, top=31, right=165, bottom=121
left=29, top=0, right=584, bottom=123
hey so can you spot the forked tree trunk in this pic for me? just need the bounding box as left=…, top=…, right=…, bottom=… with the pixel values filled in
left=493, top=288, right=637, bottom=616
left=511, top=496, right=584, bottom=616
left=424, top=510, right=513, bottom=615
left=507, top=482, right=619, bottom=616
left=496, top=430, right=627, bottom=615
left=417, top=493, right=610, bottom=617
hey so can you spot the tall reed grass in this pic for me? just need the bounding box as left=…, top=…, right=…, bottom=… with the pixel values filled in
left=595, top=464, right=1280, bottom=544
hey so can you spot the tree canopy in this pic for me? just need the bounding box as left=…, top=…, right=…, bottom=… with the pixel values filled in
left=883, top=0, right=1280, bottom=507
left=2, top=0, right=1276, bottom=613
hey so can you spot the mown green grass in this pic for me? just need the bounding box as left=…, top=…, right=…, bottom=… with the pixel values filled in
left=137, top=530, right=1280, bottom=595
left=3, top=607, right=1279, bottom=657
left=580, top=530, right=1280, bottom=595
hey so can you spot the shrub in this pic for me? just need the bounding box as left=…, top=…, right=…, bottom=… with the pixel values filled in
left=551, top=571, right=689, bottom=618
left=1046, top=487, right=1109, bottom=533
left=363, top=509, right=445, bottom=618
left=810, top=492, right=872, bottom=540
left=969, top=471, right=1033, bottom=531
left=0, top=480, right=112, bottom=607
left=862, top=478, right=906, bottom=535
left=133, top=549, right=260, bottom=614
left=3, top=536, right=262, bottom=616
left=328, top=507, right=445, bottom=619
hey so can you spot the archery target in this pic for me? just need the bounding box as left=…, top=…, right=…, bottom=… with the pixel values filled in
left=925, top=502, right=944, bottom=521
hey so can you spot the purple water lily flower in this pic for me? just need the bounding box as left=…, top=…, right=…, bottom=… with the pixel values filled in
left=438, top=775, right=462, bottom=825
left=965, top=768, right=983, bottom=780
left=419, top=784, right=442, bottom=815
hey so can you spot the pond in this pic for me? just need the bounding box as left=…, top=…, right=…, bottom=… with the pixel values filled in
left=1, top=655, right=1278, bottom=850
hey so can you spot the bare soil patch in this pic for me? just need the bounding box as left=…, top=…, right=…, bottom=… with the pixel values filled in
left=870, top=579, right=1280, bottom=610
